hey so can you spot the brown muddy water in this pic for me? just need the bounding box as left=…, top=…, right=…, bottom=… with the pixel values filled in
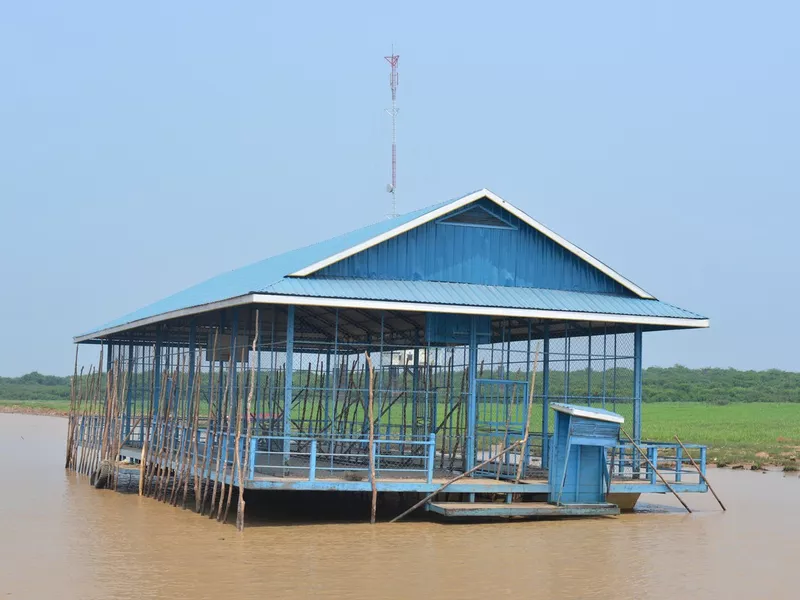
left=1, top=414, right=799, bottom=600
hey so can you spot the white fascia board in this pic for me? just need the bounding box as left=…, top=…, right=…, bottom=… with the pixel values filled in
left=73, top=294, right=258, bottom=343
left=289, top=189, right=488, bottom=278
left=289, top=188, right=655, bottom=300
left=550, top=403, right=625, bottom=424
left=252, top=294, right=708, bottom=328
left=75, top=292, right=708, bottom=343
left=480, top=191, right=655, bottom=299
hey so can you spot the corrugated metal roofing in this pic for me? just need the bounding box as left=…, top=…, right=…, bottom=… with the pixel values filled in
left=264, top=278, right=706, bottom=320
left=78, top=189, right=706, bottom=339
left=88, top=200, right=451, bottom=333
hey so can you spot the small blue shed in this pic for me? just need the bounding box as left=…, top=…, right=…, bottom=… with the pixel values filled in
left=548, top=403, right=624, bottom=506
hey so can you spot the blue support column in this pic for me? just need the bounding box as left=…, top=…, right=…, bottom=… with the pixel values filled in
left=154, top=327, right=163, bottom=416
left=411, top=331, right=420, bottom=438
left=542, top=323, right=551, bottom=466
left=587, top=330, right=592, bottom=406
left=217, top=312, right=225, bottom=425
left=633, top=325, right=643, bottom=443
left=230, top=309, right=239, bottom=424
left=284, top=305, right=295, bottom=467
left=187, top=319, right=196, bottom=420
left=255, top=311, right=262, bottom=431
left=126, top=335, right=133, bottom=439
left=466, top=315, right=479, bottom=472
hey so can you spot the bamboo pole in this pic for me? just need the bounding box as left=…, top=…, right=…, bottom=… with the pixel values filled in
left=170, top=354, right=189, bottom=504
left=390, top=439, right=525, bottom=523
left=621, top=429, right=692, bottom=513
left=448, top=364, right=468, bottom=472
left=77, top=366, right=93, bottom=475
left=223, top=348, right=246, bottom=524
left=113, top=365, right=129, bottom=490
left=171, top=353, right=190, bottom=506
left=208, top=368, right=230, bottom=519
left=365, top=352, right=377, bottom=524
left=145, top=371, right=168, bottom=497
left=238, top=312, right=259, bottom=532
left=515, top=344, right=541, bottom=484
left=158, top=369, right=179, bottom=502
left=65, top=346, right=79, bottom=468
left=184, top=356, right=203, bottom=509
left=70, top=366, right=85, bottom=471
left=88, top=349, right=104, bottom=477
left=674, top=435, right=725, bottom=511
left=199, top=332, right=219, bottom=514
left=139, top=350, right=156, bottom=495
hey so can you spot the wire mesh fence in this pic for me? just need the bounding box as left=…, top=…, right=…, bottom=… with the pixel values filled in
left=82, top=307, right=643, bottom=483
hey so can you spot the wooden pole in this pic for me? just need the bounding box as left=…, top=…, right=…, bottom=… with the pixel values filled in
left=65, top=345, right=79, bottom=468
left=216, top=361, right=235, bottom=521
left=185, top=356, right=203, bottom=509
left=223, top=348, right=246, bottom=524
left=390, top=439, right=525, bottom=523
left=621, top=429, right=692, bottom=513
left=674, top=435, right=726, bottom=511
left=238, top=311, right=259, bottom=532
left=199, top=331, right=219, bottom=514
left=515, top=344, right=541, bottom=483
left=209, top=359, right=230, bottom=518
left=365, top=352, right=377, bottom=524
left=69, top=366, right=85, bottom=471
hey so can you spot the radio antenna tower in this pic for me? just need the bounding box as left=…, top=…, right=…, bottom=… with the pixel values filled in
left=385, top=50, right=399, bottom=218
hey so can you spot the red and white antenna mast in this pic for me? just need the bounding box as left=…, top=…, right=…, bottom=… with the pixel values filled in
left=385, top=50, right=399, bottom=218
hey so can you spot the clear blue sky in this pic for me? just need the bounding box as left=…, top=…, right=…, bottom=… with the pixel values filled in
left=1, top=1, right=798, bottom=375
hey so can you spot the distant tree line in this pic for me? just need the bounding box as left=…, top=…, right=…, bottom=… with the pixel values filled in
left=1, top=365, right=799, bottom=404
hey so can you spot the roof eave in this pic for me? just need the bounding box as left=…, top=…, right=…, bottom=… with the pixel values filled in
left=74, top=292, right=708, bottom=343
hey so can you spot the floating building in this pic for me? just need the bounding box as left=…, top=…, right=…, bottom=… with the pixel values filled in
left=67, top=189, right=709, bottom=524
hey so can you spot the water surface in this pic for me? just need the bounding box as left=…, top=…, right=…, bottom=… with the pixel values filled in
left=1, top=413, right=798, bottom=599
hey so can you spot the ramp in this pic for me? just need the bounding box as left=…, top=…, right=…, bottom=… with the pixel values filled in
left=428, top=501, right=619, bottom=519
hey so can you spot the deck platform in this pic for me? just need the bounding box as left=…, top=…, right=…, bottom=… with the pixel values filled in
left=427, top=502, right=620, bottom=518
left=118, top=444, right=706, bottom=495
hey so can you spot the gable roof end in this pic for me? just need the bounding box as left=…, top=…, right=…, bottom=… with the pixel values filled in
left=289, top=189, right=655, bottom=300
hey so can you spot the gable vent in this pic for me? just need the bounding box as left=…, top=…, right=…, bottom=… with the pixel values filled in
left=438, top=205, right=515, bottom=229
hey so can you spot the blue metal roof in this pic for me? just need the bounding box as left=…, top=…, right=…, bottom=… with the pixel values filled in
left=78, top=189, right=706, bottom=338
left=88, top=200, right=450, bottom=334
left=265, top=278, right=706, bottom=320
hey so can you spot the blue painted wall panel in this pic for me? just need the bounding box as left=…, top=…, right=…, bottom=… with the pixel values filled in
left=316, top=199, right=630, bottom=295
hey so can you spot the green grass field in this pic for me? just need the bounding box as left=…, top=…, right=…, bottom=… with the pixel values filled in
left=642, top=402, right=800, bottom=468
left=3, top=397, right=799, bottom=468
left=0, top=398, right=71, bottom=415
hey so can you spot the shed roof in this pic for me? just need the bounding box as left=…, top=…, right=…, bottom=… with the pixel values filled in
left=76, top=189, right=708, bottom=341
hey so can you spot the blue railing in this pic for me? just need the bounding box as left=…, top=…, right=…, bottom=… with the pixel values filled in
left=610, top=441, right=707, bottom=485
left=247, top=433, right=438, bottom=483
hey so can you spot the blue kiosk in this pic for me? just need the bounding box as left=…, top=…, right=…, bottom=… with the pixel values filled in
left=548, top=403, right=624, bottom=510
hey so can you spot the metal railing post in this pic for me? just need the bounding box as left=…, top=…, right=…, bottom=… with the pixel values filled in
left=309, top=439, right=317, bottom=482
left=427, top=433, right=436, bottom=483
left=675, top=445, right=683, bottom=483
left=249, top=437, right=257, bottom=480
left=649, top=446, right=658, bottom=485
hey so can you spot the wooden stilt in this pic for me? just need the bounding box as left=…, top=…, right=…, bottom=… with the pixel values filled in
left=515, top=343, right=541, bottom=484
left=237, top=311, right=259, bottom=532
left=223, top=348, right=246, bottom=524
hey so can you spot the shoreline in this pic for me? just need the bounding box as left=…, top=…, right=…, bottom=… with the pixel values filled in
left=0, top=405, right=68, bottom=418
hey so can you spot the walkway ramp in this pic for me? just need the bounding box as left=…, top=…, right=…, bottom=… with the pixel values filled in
left=428, top=502, right=619, bottom=519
